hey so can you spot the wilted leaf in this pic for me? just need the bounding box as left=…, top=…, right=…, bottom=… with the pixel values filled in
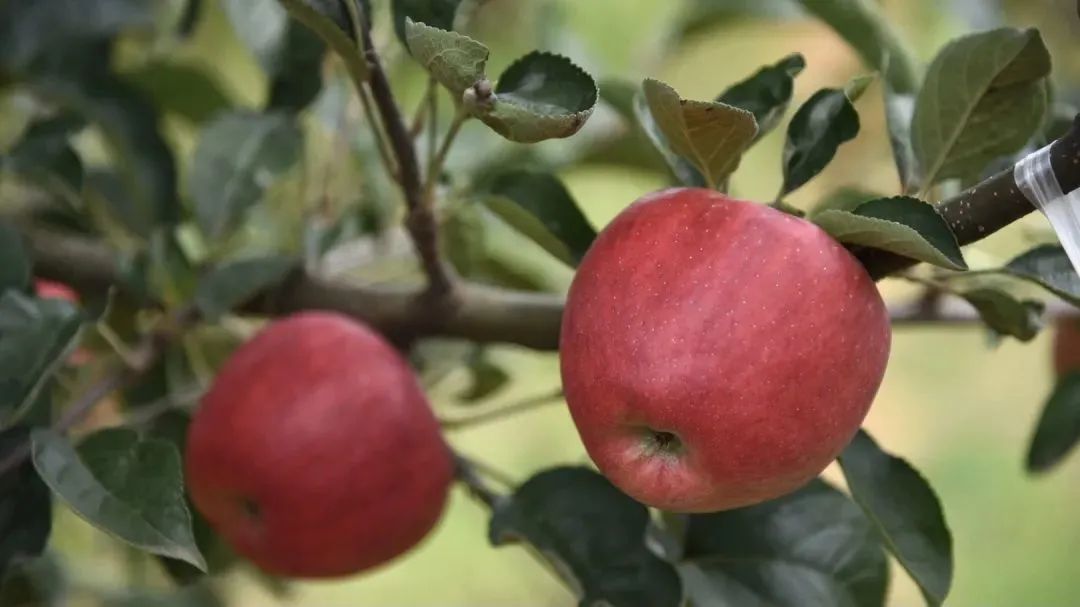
left=476, top=52, right=597, bottom=143
left=840, top=431, right=953, bottom=606
left=483, top=172, right=596, bottom=267
left=392, top=0, right=463, bottom=42
left=405, top=19, right=489, bottom=96
left=1026, top=373, right=1080, bottom=472
left=813, top=196, right=966, bottom=270
left=0, top=427, right=52, bottom=580
left=31, top=428, right=206, bottom=571
left=194, top=255, right=296, bottom=320
left=0, top=223, right=31, bottom=294
left=781, top=87, right=860, bottom=195
left=912, top=28, right=1050, bottom=188
left=681, top=479, right=888, bottom=607
left=190, top=111, right=302, bottom=239
left=717, top=53, right=805, bottom=140
left=490, top=467, right=682, bottom=607
left=0, top=292, right=83, bottom=425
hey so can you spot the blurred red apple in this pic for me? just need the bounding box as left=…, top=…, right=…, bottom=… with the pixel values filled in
left=560, top=188, right=891, bottom=512
left=34, top=279, right=78, bottom=303
left=185, top=312, right=454, bottom=578
left=1052, top=317, right=1080, bottom=376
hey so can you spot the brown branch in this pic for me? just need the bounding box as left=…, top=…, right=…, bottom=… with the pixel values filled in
left=859, top=115, right=1080, bottom=278
left=440, top=389, right=564, bottom=430
left=356, top=5, right=455, bottom=298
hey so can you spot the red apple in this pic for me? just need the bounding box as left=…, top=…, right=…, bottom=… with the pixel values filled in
left=185, top=311, right=454, bottom=578
left=560, top=188, right=891, bottom=512
left=34, top=279, right=79, bottom=302
left=1052, top=317, right=1080, bottom=376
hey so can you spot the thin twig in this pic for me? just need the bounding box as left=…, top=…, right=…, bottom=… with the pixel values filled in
left=424, top=109, right=467, bottom=205
left=441, top=389, right=564, bottom=430
left=410, top=76, right=437, bottom=138
left=356, top=7, right=455, bottom=297
left=454, top=453, right=503, bottom=508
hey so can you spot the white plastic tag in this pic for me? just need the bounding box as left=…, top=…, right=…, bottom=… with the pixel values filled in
left=1015, top=143, right=1080, bottom=275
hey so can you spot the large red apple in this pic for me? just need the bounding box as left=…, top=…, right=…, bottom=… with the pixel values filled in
left=185, top=312, right=454, bottom=578
left=560, top=188, right=891, bottom=512
left=1052, top=317, right=1080, bottom=376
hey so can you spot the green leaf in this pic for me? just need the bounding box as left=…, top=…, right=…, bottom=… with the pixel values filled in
left=194, top=255, right=296, bottom=320
left=0, top=427, right=52, bottom=580
left=681, top=479, right=888, bottom=607
left=490, top=467, right=682, bottom=607
left=31, top=428, right=206, bottom=571
left=0, top=0, right=154, bottom=73
left=795, top=0, right=918, bottom=93
left=839, top=431, right=953, bottom=606
left=455, top=348, right=510, bottom=402
left=912, top=28, right=1051, bottom=188
left=678, top=0, right=803, bottom=37
left=717, top=53, right=805, bottom=141
left=812, top=196, right=966, bottom=270
left=405, top=19, right=489, bottom=96
left=483, top=171, right=596, bottom=267
left=0, top=223, right=31, bottom=294
left=883, top=79, right=917, bottom=192
left=392, top=0, right=464, bottom=42
left=0, top=292, right=83, bottom=425
left=190, top=111, right=302, bottom=240
left=28, top=50, right=180, bottom=233
left=475, top=52, right=597, bottom=144
left=127, top=62, right=232, bottom=125
left=277, top=0, right=369, bottom=84
left=781, top=87, right=860, bottom=195
left=642, top=79, right=757, bottom=190
left=1026, top=373, right=1080, bottom=473
left=957, top=288, right=1043, bottom=341
left=1001, top=245, right=1080, bottom=306
left=3, top=114, right=84, bottom=198
left=633, top=89, right=707, bottom=187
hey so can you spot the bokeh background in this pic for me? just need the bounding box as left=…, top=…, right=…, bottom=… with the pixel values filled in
left=36, top=0, right=1080, bottom=605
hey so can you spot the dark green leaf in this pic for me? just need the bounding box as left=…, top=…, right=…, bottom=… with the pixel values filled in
left=405, top=19, right=489, bottom=96
left=277, top=0, right=370, bottom=84
left=31, top=428, right=206, bottom=571
left=812, top=187, right=881, bottom=214
left=641, top=78, right=757, bottom=190
left=839, top=431, right=953, bottom=606
left=812, top=196, right=966, bottom=270
left=476, top=52, right=597, bottom=144
left=0, top=552, right=66, bottom=607
left=392, top=0, right=464, bottom=42
left=194, top=256, right=296, bottom=320
left=0, top=427, right=52, bottom=580
left=681, top=479, right=888, bottom=607
left=490, top=467, right=682, bottom=607
left=483, top=172, right=596, bottom=267
left=0, top=223, right=31, bottom=294
left=222, top=0, right=328, bottom=113
left=1002, top=245, right=1080, bottom=306
left=0, top=0, right=153, bottom=73
left=145, top=229, right=198, bottom=307
left=126, top=62, right=233, bottom=124
left=0, top=292, right=83, bottom=425
left=190, top=111, right=302, bottom=239
left=3, top=114, right=84, bottom=197
left=1026, top=373, right=1080, bottom=472
left=781, top=88, right=860, bottom=195
left=28, top=48, right=180, bottom=233
left=717, top=53, right=805, bottom=139
left=958, top=288, right=1043, bottom=341
left=912, top=28, right=1051, bottom=187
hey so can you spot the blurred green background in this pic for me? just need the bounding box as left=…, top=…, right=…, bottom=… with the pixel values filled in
left=39, top=0, right=1080, bottom=605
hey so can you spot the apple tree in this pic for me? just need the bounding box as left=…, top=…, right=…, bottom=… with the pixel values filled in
left=1, top=0, right=1080, bottom=605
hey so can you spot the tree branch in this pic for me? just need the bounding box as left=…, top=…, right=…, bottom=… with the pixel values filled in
left=356, top=5, right=455, bottom=298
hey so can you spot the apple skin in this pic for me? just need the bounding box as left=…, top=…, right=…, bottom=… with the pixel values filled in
left=560, top=188, right=891, bottom=513
left=185, top=311, right=454, bottom=578
left=34, top=279, right=78, bottom=303
left=1052, top=317, right=1080, bottom=376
